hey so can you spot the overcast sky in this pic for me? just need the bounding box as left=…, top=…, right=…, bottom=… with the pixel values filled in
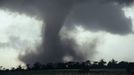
left=0, top=1, right=134, bottom=68
left=0, top=9, right=43, bottom=68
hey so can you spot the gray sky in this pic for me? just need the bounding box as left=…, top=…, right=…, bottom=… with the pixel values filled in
left=0, top=0, right=134, bottom=68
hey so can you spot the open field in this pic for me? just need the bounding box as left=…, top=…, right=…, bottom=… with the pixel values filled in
left=0, top=69, right=134, bottom=75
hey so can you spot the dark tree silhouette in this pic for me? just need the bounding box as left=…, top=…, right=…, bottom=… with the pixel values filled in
left=45, top=63, right=54, bottom=69
left=107, top=59, right=118, bottom=68
left=1, top=59, right=134, bottom=72
left=16, top=65, right=23, bottom=71
left=92, top=61, right=98, bottom=68
left=118, top=61, right=128, bottom=68
left=98, top=59, right=106, bottom=68
left=32, top=62, right=42, bottom=70
left=26, top=64, right=31, bottom=70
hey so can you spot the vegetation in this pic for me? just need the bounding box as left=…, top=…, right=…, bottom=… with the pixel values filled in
left=1, top=59, right=134, bottom=72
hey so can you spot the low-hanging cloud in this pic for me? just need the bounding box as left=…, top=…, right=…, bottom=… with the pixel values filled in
left=111, top=0, right=134, bottom=5
left=67, top=0, right=132, bottom=34
left=0, top=0, right=133, bottom=64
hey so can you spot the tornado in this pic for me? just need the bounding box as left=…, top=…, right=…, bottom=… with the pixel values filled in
left=42, top=1, right=74, bottom=63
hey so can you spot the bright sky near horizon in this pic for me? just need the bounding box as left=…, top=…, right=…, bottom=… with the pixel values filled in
left=0, top=10, right=43, bottom=68
left=0, top=5, right=134, bottom=69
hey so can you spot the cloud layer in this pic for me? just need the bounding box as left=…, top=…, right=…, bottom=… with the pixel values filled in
left=0, top=0, right=133, bottom=64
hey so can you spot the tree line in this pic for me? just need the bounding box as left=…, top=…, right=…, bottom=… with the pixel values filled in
left=1, top=59, right=134, bottom=71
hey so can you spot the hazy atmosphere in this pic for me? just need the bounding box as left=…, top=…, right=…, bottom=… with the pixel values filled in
left=0, top=0, right=134, bottom=68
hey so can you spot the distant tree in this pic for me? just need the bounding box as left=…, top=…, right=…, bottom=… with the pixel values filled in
left=98, top=59, right=106, bottom=67
left=118, top=61, right=130, bottom=72
left=81, top=60, right=91, bottom=69
left=118, top=61, right=128, bottom=68
left=45, top=63, right=54, bottom=69
left=56, top=63, right=66, bottom=69
left=32, top=62, right=42, bottom=70
left=66, top=62, right=75, bottom=69
left=92, top=61, right=99, bottom=68
left=85, top=60, right=91, bottom=66
left=73, top=62, right=80, bottom=69
left=128, top=62, right=134, bottom=71
left=11, top=67, right=15, bottom=71
left=16, top=65, right=23, bottom=71
left=26, top=64, right=31, bottom=70
left=107, top=59, right=118, bottom=68
left=2, top=59, right=134, bottom=71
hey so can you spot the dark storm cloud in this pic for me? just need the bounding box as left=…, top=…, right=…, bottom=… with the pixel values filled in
left=0, top=0, right=133, bottom=64
left=0, top=0, right=85, bottom=63
left=111, top=0, right=134, bottom=5
left=67, top=0, right=132, bottom=34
